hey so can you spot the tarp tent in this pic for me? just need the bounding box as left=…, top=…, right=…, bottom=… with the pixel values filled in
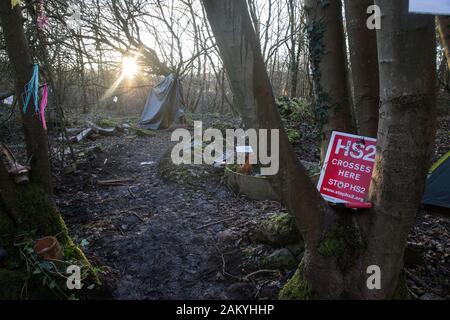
left=422, top=151, right=450, bottom=209
left=138, top=74, right=185, bottom=130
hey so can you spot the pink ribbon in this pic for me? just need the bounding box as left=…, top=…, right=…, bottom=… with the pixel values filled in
left=39, top=85, right=48, bottom=130
left=37, top=0, right=49, bottom=30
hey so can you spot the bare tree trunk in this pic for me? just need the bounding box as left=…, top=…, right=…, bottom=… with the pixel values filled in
left=287, top=0, right=300, bottom=98
left=344, top=0, right=379, bottom=137
left=437, top=16, right=450, bottom=71
left=202, top=0, right=436, bottom=299
left=360, top=0, right=437, bottom=298
left=202, top=0, right=346, bottom=299
left=304, top=0, right=354, bottom=160
left=0, top=1, right=98, bottom=298
left=0, top=0, right=53, bottom=194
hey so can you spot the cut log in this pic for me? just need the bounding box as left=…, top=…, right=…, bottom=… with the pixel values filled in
left=70, top=128, right=93, bottom=143
left=86, top=121, right=117, bottom=136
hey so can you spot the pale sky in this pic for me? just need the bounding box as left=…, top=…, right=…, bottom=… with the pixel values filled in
left=409, top=0, right=450, bottom=15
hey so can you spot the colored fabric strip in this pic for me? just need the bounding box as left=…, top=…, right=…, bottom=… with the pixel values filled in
left=37, top=0, right=49, bottom=30
left=22, top=63, right=39, bottom=114
left=39, top=85, right=48, bottom=130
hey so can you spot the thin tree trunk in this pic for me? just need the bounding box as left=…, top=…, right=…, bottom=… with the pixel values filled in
left=0, top=1, right=98, bottom=298
left=202, top=0, right=345, bottom=299
left=304, top=0, right=354, bottom=160
left=0, top=0, right=53, bottom=194
left=287, top=0, right=299, bottom=98
left=344, top=0, right=379, bottom=137
left=360, top=0, right=437, bottom=298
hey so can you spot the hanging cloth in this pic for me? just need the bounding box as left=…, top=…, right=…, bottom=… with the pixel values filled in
left=39, top=85, right=48, bottom=130
left=37, top=0, right=49, bottom=30
left=22, top=63, right=39, bottom=114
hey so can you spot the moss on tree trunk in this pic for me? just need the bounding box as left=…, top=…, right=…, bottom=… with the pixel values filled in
left=0, top=183, right=99, bottom=299
left=278, top=262, right=312, bottom=300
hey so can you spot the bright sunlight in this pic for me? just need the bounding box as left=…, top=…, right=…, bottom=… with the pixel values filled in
left=121, top=56, right=139, bottom=79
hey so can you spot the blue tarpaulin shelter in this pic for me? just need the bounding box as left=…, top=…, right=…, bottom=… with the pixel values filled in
left=138, top=74, right=185, bottom=130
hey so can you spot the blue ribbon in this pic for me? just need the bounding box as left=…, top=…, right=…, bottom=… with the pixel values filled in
left=22, top=63, right=39, bottom=114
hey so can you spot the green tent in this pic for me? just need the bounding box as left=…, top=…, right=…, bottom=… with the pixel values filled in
left=422, top=152, right=450, bottom=209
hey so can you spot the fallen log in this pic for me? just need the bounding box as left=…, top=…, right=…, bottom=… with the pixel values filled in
left=70, top=128, right=93, bottom=143
left=86, top=121, right=117, bottom=136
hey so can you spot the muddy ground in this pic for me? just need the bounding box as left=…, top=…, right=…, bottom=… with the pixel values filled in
left=57, top=130, right=288, bottom=299
left=0, top=104, right=448, bottom=300
left=49, top=117, right=450, bottom=300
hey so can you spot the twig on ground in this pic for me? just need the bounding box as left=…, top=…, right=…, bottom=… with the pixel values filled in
left=125, top=211, right=145, bottom=222
left=196, top=217, right=235, bottom=230
left=214, top=244, right=242, bottom=281
left=128, top=186, right=137, bottom=199
left=243, top=269, right=279, bottom=281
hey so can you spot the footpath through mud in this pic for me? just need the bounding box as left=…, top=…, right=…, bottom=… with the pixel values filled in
left=56, top=127, right=449, bottom=300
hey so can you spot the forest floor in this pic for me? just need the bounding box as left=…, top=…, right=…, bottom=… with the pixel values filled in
left=56, top=128, right=288, bottom=299
left=1, top=108, right=448, bottom=300
left=47, top=113, right=449, bottom=300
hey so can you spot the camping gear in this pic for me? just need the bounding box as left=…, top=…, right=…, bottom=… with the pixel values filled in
left=138, top=74, right=185, bottom=130
left=33, top=236, right=62, bottom=260
left=422, top=151, right=450, bottom=209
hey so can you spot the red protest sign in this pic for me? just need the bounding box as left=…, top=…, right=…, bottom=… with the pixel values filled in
left=317, top=132, right=377, bottom=204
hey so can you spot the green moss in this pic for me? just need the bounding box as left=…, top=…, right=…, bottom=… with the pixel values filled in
left=278, top=262, right=311, bottom=300
left=286, top=128, right=300, bottom=144
left=0, top=183, right=100, bottom=299
left=131, top=126, right=156, bottom=137
left=16, top=183, right=70, bottom=245
left=262, top=248, right=298, bottom=270
left=64, top=241, right=99, bottom=286
left=97, top=119, right=118, bottom=128
left=317, top=222, right=364, bottom=271
left=226, top=163, right=239, bottom=173
left=258, top=213, right=300, bottom=246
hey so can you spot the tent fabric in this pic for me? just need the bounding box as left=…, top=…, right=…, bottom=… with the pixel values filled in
left=422, top=152, right=450, bottom=209
left=138, top=74, right=185, bottom=130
